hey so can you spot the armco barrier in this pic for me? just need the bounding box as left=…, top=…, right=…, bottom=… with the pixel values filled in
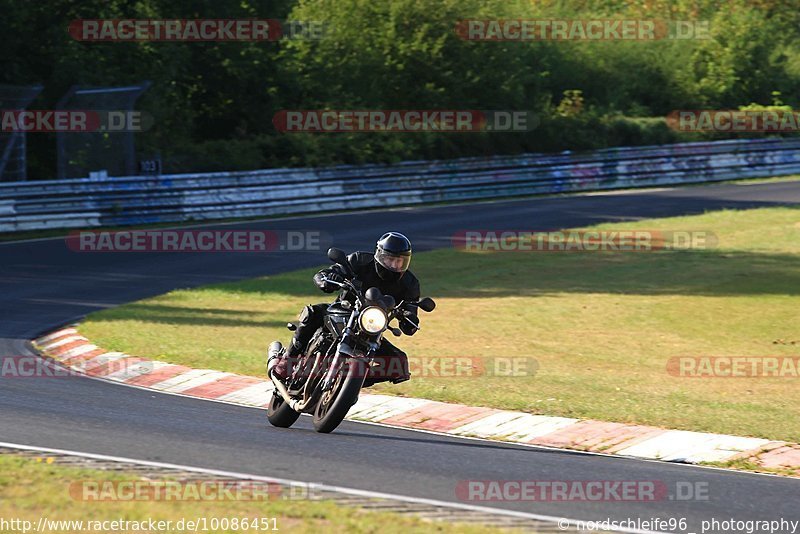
left=1, top=137, right=800, bottom=232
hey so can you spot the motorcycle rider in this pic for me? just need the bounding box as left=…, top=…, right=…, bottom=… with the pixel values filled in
left=269, top=231, right=421, bottom=386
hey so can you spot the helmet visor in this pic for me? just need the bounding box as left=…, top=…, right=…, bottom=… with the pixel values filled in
left=375, top=249, right=411, bottom=273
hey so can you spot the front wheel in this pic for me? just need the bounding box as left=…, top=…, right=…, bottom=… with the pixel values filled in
left=267, top=391, right=301, bottom=428
left=312, top=358, right=365, bottom=433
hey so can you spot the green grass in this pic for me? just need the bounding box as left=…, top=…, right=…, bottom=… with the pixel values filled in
left=703, top=457, right=800, bottom=478
left=0, top=455, right=499, bottom=533
left=80, top=206, right=800, bottom=442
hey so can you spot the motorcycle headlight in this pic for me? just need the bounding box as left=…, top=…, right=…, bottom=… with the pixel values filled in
left=359, top=307, right=387, bottom=334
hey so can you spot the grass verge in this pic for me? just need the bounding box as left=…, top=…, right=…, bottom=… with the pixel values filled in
left=80, top=206, right=800, bottom=442
left=702, top=457, right=800, bottom=478
left=0, top=455, right=497, bottom=533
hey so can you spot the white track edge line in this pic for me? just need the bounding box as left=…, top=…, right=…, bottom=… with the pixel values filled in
left=0, top=440, right=669, bottom=534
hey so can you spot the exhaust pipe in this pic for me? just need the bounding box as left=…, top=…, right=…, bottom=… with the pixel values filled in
left=271, top=371, right=312, bottom=412
left=267, top=341, right=314, bottom=412
left=266, top=341, right=283, bottom=375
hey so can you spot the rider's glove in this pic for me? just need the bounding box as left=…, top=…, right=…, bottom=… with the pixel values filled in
left=314, top=265, right=346, bottom=293
left=399, top=306, right=419, bottom=336
left=400, top=317, right=419, bottom=336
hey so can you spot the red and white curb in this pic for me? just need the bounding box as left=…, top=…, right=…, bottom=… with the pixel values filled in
left=33, top=327, right=800, bottom=472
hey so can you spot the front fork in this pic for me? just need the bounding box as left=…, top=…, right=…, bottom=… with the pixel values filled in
left=320, top=338, right=378, bottom=392
left=320, top=308, right=382, bottom=392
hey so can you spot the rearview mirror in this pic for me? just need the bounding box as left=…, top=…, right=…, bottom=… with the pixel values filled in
left=328, top=247, right=347, bottom=264
left=418, top=297, right=436, bottom=312
left=327, top=247, right=353, bottom=276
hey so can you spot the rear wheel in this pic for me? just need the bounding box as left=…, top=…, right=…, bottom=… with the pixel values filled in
left=312, top=358, right=365, bottom=433
left=267, top=391, right=301, bottom=428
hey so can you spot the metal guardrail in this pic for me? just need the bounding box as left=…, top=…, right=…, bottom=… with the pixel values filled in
left=1, top=137, right=800, bottom=232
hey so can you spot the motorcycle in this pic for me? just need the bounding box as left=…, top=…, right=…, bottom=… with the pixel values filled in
left=266, top=247, right=436, bottom=433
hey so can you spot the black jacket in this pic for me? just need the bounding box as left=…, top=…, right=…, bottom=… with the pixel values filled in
left=313, top=251, right=421, bottom=335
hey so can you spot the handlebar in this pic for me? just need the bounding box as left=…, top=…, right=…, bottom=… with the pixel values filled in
left=321, top=276, right=357, bottom=293
left=322, top=276, right=419, bottom=326
left=320, top=275, right=428, bottom=336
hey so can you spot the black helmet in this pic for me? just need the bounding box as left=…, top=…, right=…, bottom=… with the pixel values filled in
left=374, top=232, right=412, bottom=282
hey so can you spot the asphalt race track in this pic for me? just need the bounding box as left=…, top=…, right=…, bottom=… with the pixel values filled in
left=2, top=180, right=800, bottom=531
